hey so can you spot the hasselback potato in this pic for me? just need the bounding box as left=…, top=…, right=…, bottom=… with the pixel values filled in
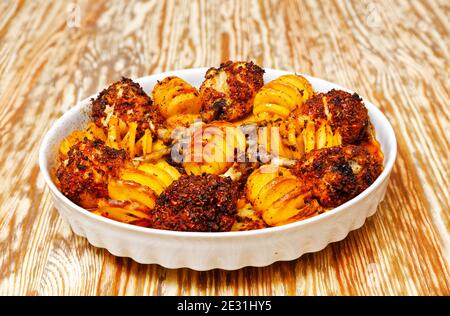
left=253, top=74, right=314, bottom=122
left=92, top=199, right=153, bottom=227
left=246, top=165, right=320, bottom=226
left=108, top=159, right=181, bottom=209
left=280, top=118, right=342, bottom=159
left=183, top=121, right=246, bottom=175
left=152, top=76, right=201, bottom=119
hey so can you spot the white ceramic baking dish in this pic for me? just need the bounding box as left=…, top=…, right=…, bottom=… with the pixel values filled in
left=39, top=68, right=397, bottom=270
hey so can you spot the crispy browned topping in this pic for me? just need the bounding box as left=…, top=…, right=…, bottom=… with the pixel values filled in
left=200, top=61, right=264, bottom=122
left=56, top=139, right=129, bottom=208
left=148, top=174, right=239, bottom=232
left=326, top=90, right=369, bottom=143
left=91, top=77, right=165, bottom=138
left=292, top=145, right=383, bottom=208
left=293, top=89, right=369, bottom=144
left=294, top=93, right=327, bottom=120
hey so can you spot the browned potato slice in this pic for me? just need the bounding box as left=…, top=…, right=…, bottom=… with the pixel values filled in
left=152, top=76, right=201, bottom=118
left=108, top=179, right=156, bottom=209
left=120, top=169, right=166, bottom=195
left=253, top=74, right=314, bottom=122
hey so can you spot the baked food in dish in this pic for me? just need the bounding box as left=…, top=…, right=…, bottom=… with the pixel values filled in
left=54, top=61, right=384, bottom=232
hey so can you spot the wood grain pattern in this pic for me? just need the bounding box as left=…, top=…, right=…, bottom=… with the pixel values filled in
left=0, top=0, right=448, bottom=295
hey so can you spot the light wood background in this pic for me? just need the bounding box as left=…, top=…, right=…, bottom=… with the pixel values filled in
left=0, top=0, right=448, bottom=296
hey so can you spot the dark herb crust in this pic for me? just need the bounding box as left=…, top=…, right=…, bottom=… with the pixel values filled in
left=292, top=145, right=383, bottom=208
left=200, top=61, right=265, bottom=122
left=56, top=139, right=128, bottom=208
left=149, top=174, right=239, bottom=232
left=91, top=77, right=165, bottom=138
left=294, top=89, right=369, bottom=144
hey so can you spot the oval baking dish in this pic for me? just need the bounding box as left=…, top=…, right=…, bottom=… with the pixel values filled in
left=39, top=68, right=397, bottom=270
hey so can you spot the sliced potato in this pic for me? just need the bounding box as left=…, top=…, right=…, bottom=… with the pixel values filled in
left=263, top=188, right=307, bottom=226
left=246, top=166, right=289, bottom=205
left=135, top=128, right=153, bottom=158
left=154, top=160, right=181, bottom=181
left=166, top=114, right=200, bottom=130
left=254, top=103, right=291, bottom=118
left=93, top=203, right=151, bottom=223
left=302, top=120, right=316, bottom=153
left=138, top=163, right=174, bottom=187
left=254, top=176, right=299, bottom=212
left=120, top=122, right=137, bottom=158
left=276, top=74, right=315, bottom=103
left=245, top=165, right=319, bottom=226
left=253, top=74, right=315, bottom=122
left=106, top=116, right=121, bottom=149
left=85, top=122, right=106, bottom=141
left=120, top=169, right=166, bottom=195
left=152, top=76, right=201, bottom=118
left=108, top=179, right=156, bottom=209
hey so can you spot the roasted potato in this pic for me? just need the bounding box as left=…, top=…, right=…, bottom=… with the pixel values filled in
left=105, top=159, right=181, bottom=212
left=183, top=121, right=246, bottom=175
left=108, top=179, right=157, bottom=209
left=92, top=199, right=152, bottom=226
left=256, top=124, right=296, bottom=161
left=116, top=159, right=181, bottom=194
left=245, top=165, right=320, bottom=226
left=165, top=113, right=201, bottom=130
left=137, top=160, right=181, bottom=187
left=253, top=74, right=314, bottom=122
left=152, top=76, right=201, bottom=118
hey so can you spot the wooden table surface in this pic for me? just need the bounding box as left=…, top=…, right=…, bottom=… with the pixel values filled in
left=0, top=0, right=449, bottom=296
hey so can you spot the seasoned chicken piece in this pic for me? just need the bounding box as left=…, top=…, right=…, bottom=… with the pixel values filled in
left=91, top=77, right=165, bottom=138
left=292, top=89, right=369, bottom=144
left=148, top=174, right=239, bottom=232
left=200, top=61, right=264, bottom=122
left=56, top=139, right=129, bottom=208
left=292, top=145, right=383, bottom=208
